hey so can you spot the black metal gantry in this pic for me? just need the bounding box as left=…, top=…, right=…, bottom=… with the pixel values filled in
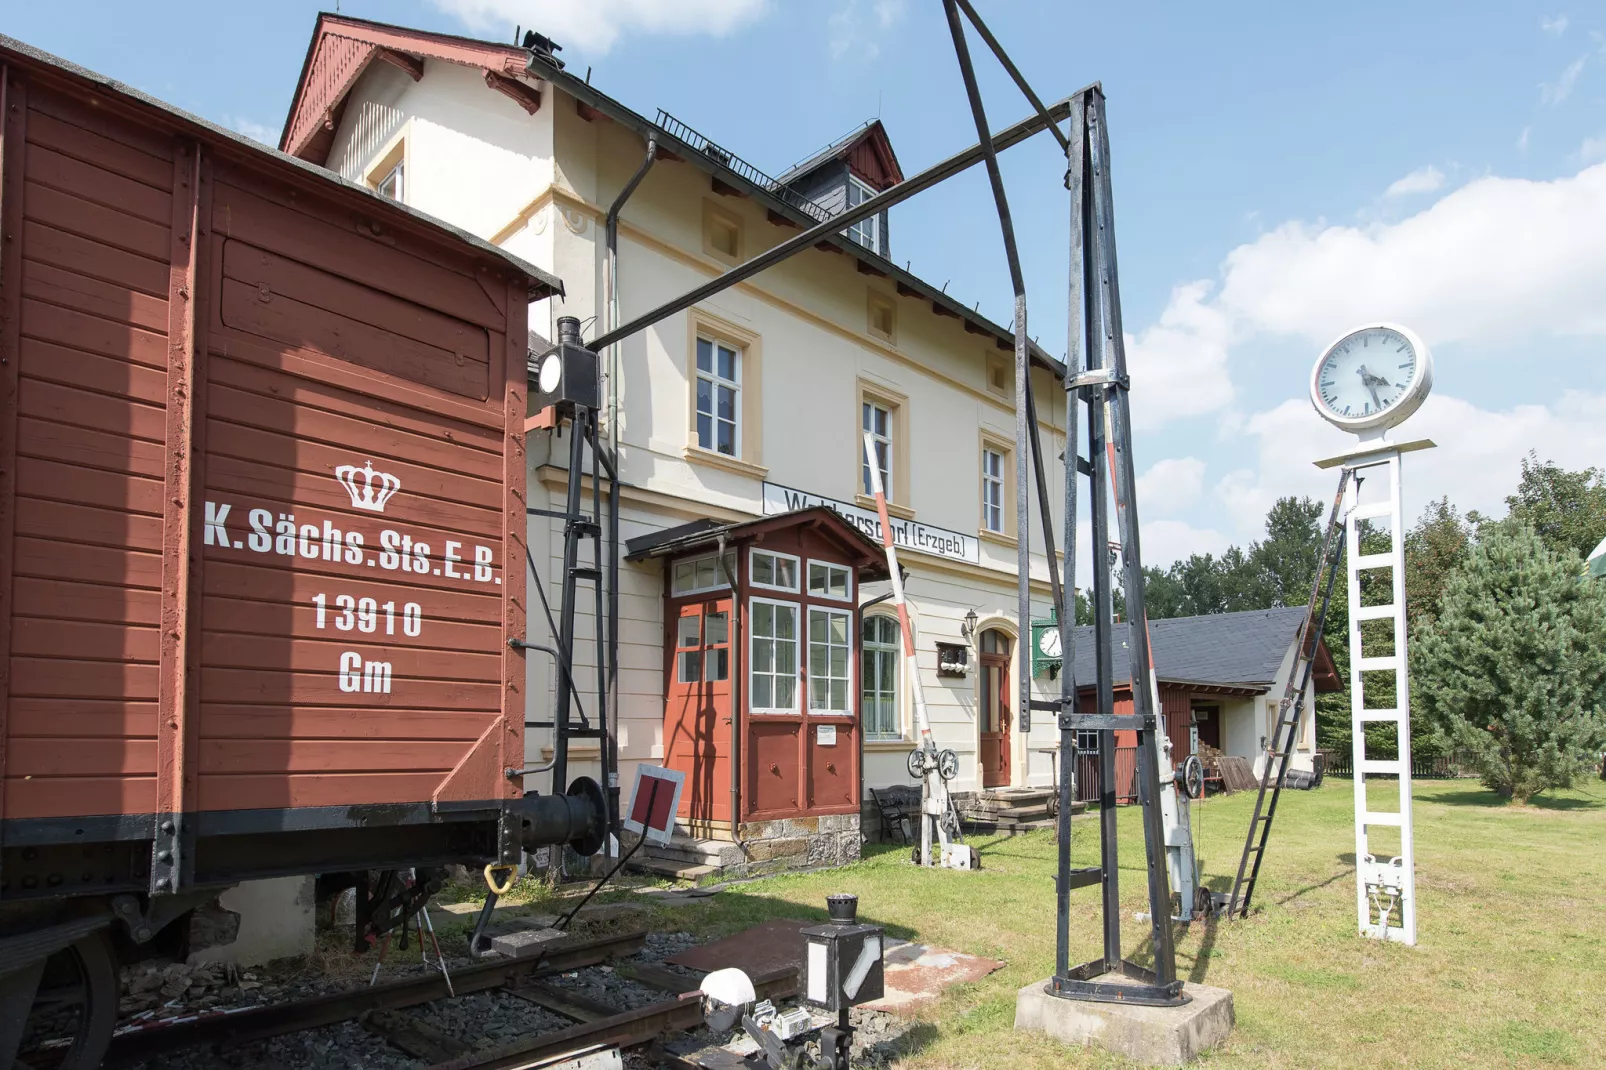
left=546, top=0, right=1185, bottom=1004
left=939, top=0, right=1184, bottom=1004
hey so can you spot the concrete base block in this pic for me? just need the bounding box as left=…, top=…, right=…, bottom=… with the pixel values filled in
left=190, top=876, right=315, bottom=967
left=1014, top=975, right=1233, bottom=1066
left=490, top=927, right=567, bottom=960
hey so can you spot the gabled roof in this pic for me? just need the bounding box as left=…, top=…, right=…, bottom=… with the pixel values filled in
left=1066, top=607, right=1343, bottom=695
left=0, top=32, right=561, bottom=301
left=281, top=15, right=537, bottom=164
left=777, top=120, right=905, bottom=191
left=278, top=16, right=1065, bottom=378
left=625, top=508, right=890, bottom=581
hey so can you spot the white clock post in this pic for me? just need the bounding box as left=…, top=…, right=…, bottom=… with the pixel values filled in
left=1310, top=323, right=1435, bottom=947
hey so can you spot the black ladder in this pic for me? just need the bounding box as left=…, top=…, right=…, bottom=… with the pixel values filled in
left=1226, top=468, right=1353, bottom=918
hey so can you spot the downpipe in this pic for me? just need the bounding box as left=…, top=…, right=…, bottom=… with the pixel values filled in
left=602, top=135, right=656, bottom=853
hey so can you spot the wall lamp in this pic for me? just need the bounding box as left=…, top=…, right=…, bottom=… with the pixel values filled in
left=960, top=608, right=979, bottom=643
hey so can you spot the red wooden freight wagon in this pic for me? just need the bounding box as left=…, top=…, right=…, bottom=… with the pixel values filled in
left=0, top=35, right=605, bottom=1067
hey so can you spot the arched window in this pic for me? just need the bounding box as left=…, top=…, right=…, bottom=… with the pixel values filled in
left=861, top=615, right=901, bottom=740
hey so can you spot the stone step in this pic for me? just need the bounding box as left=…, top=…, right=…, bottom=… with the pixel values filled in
left=629, top=855, right=719, bottom=881
left=634, top=834, right=747, bottom=870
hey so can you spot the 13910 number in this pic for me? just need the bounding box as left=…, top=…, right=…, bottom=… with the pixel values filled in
left=311, top=593, right=423, bottom=637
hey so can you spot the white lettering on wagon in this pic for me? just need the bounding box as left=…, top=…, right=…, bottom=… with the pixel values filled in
left=202, top=460, right=503, bottom=700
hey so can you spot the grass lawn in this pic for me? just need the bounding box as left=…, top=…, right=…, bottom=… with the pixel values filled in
left=509, top=779, right=1606, bottom=1068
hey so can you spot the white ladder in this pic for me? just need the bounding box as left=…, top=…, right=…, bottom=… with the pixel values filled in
left=1344, top=448, right=1417, bottom=945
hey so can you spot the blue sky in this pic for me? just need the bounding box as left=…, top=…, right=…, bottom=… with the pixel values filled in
left=10, top=1, right=1605, bottom=566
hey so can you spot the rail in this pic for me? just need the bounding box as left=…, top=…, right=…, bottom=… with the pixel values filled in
left=653, top=109, right=834, bottom=223
left=102, top=929, right=647, bottom=1065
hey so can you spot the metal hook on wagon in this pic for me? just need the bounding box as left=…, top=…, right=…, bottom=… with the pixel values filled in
left=484, top=863, right=518, bottom=896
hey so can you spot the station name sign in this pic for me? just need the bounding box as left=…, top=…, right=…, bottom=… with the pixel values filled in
left=761, top=482, right=980, bottom=565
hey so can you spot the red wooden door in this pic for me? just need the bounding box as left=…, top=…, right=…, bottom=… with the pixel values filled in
left=663, top=599, right=733, bottom=825
left=978, top=629, right=1012, bottom=788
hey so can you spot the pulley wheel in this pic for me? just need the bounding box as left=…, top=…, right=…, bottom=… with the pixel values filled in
left=937, top=749, right=960, bottom=782
left=905, top=748, right=926, bottom=780
left=1179, top=755, right=1206, bottom=800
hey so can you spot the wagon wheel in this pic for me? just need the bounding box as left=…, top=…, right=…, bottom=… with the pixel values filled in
left=16, top=931, right=118, bottom=1070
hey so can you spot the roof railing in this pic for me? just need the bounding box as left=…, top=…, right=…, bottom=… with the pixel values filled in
left=654, top=108, right=834, bottom=224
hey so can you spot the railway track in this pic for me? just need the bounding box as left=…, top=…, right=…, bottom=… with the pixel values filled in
left=95, top=929, right=795, bottom=1070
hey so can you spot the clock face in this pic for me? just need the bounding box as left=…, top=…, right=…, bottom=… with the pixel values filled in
left=1309, top=323, right=1433, bottom=433
left=1038, top=628, right=1062, bottom=658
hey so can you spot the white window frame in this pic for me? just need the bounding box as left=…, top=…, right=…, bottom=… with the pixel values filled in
left=861, top=612, right=903, bottom=740
left=806, top=559, right=853, bottom=602
left=749, top=596, right=801, bottom=714
left=748, top=547, right=801, bottom=593
left=694, top=336, right=741, bottom=457
left=861, top=400, right=893, bottom=499
left=844, top=176, right=880, bottom=255
left=982, top=447, right=1006, bottom=534
left=670, top=551, right=735, bottom=597
left=375, top=159, right=404, bottom=202
left=808, top=605, right=855, bottom=716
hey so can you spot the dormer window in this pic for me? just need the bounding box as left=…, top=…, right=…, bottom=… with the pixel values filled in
left=844, top=176, right=881, bottom=255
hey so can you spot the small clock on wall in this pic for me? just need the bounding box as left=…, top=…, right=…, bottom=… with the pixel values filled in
left=1310, top=323, right=1434, bottom=434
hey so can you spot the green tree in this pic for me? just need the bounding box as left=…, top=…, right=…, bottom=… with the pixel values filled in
left=1413, top=523, right=1606, bottom=803
left=1250, top=496, right=1325, bottom=608
left=1500, top=454, right=1606, bottom=559
left=1403, top=496, right=1473, bottom=631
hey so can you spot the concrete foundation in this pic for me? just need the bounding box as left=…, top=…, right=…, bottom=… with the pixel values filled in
left=190, top=876, right=316, bottom=968
left=1014, top=975, right=1233, bottom=1066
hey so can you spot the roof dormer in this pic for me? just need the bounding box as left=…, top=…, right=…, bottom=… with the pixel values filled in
left=776, top=121, right=904, bottom=258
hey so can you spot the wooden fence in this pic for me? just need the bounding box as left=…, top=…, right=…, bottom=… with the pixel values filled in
left=1319, top=750, right=1474, bottom=779
left=1073, top=746, right=1140, bottom=806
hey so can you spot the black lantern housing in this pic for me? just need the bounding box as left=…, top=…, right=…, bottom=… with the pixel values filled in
left=800, top=894, right=885, bottom=1013
left=532, top=315, right=600, bottom=414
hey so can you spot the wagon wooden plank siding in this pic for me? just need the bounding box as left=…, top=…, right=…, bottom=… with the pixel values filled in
left=0, top=34, right=562, bottom=894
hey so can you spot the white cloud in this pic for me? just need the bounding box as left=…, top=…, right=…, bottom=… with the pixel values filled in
left=1211, top=161, right=1606, bottom=348
left=1581, top=134, right=1606, bottom=163
left=229, top=116, right=280, bottom=145
left=1138, top=519, right=1233, bottom=570
left=1384, top=165, right=1445, bottom=198
left=1122, top=280, right=1237, bottom=429
left=1213, top=391, right=1606, bottom=541
left=1541, top=54, right=1587, bottom=104
left=829, top=0, right=907, bottom=60
left=1137, top=457, right=1207, bottom=516
left=1518, top=125, right=1531, bottom=153
left=1541, top=14, right=1570, bottom=37
left=430, top=0, right=768, bottom=54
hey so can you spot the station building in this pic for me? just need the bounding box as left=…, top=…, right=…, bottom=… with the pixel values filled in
left=277, top=17, right=1325, bottom=872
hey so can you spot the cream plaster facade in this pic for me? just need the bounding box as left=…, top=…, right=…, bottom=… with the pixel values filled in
left=321, top=55, right=1079, bottom=810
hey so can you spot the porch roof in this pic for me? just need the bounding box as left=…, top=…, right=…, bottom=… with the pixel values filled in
left=624, top=507, right=890, bottom=580
left=1067, top=606, right=1343, bottom=695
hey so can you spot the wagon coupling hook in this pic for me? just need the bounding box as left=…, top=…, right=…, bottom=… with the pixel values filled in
left=484, top=863, right=518, bottom=896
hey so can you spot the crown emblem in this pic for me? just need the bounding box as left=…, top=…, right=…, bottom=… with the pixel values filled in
left=335, top=461, right=401, bottom=513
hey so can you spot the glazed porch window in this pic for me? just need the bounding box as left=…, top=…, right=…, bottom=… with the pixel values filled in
left=750, top=598, right=799, bottom=712
left=808, top=607, right=853, bottom=714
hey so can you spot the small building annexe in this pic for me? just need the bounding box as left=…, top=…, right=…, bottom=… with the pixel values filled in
left=275, top=16, right=1338, bottom=869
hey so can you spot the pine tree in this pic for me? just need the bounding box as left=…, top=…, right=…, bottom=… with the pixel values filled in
left=1413, top=523, right=1606, bottom=803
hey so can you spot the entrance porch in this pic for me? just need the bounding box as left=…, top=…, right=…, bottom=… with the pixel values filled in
left=623, top=508, right=889, bottom=877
